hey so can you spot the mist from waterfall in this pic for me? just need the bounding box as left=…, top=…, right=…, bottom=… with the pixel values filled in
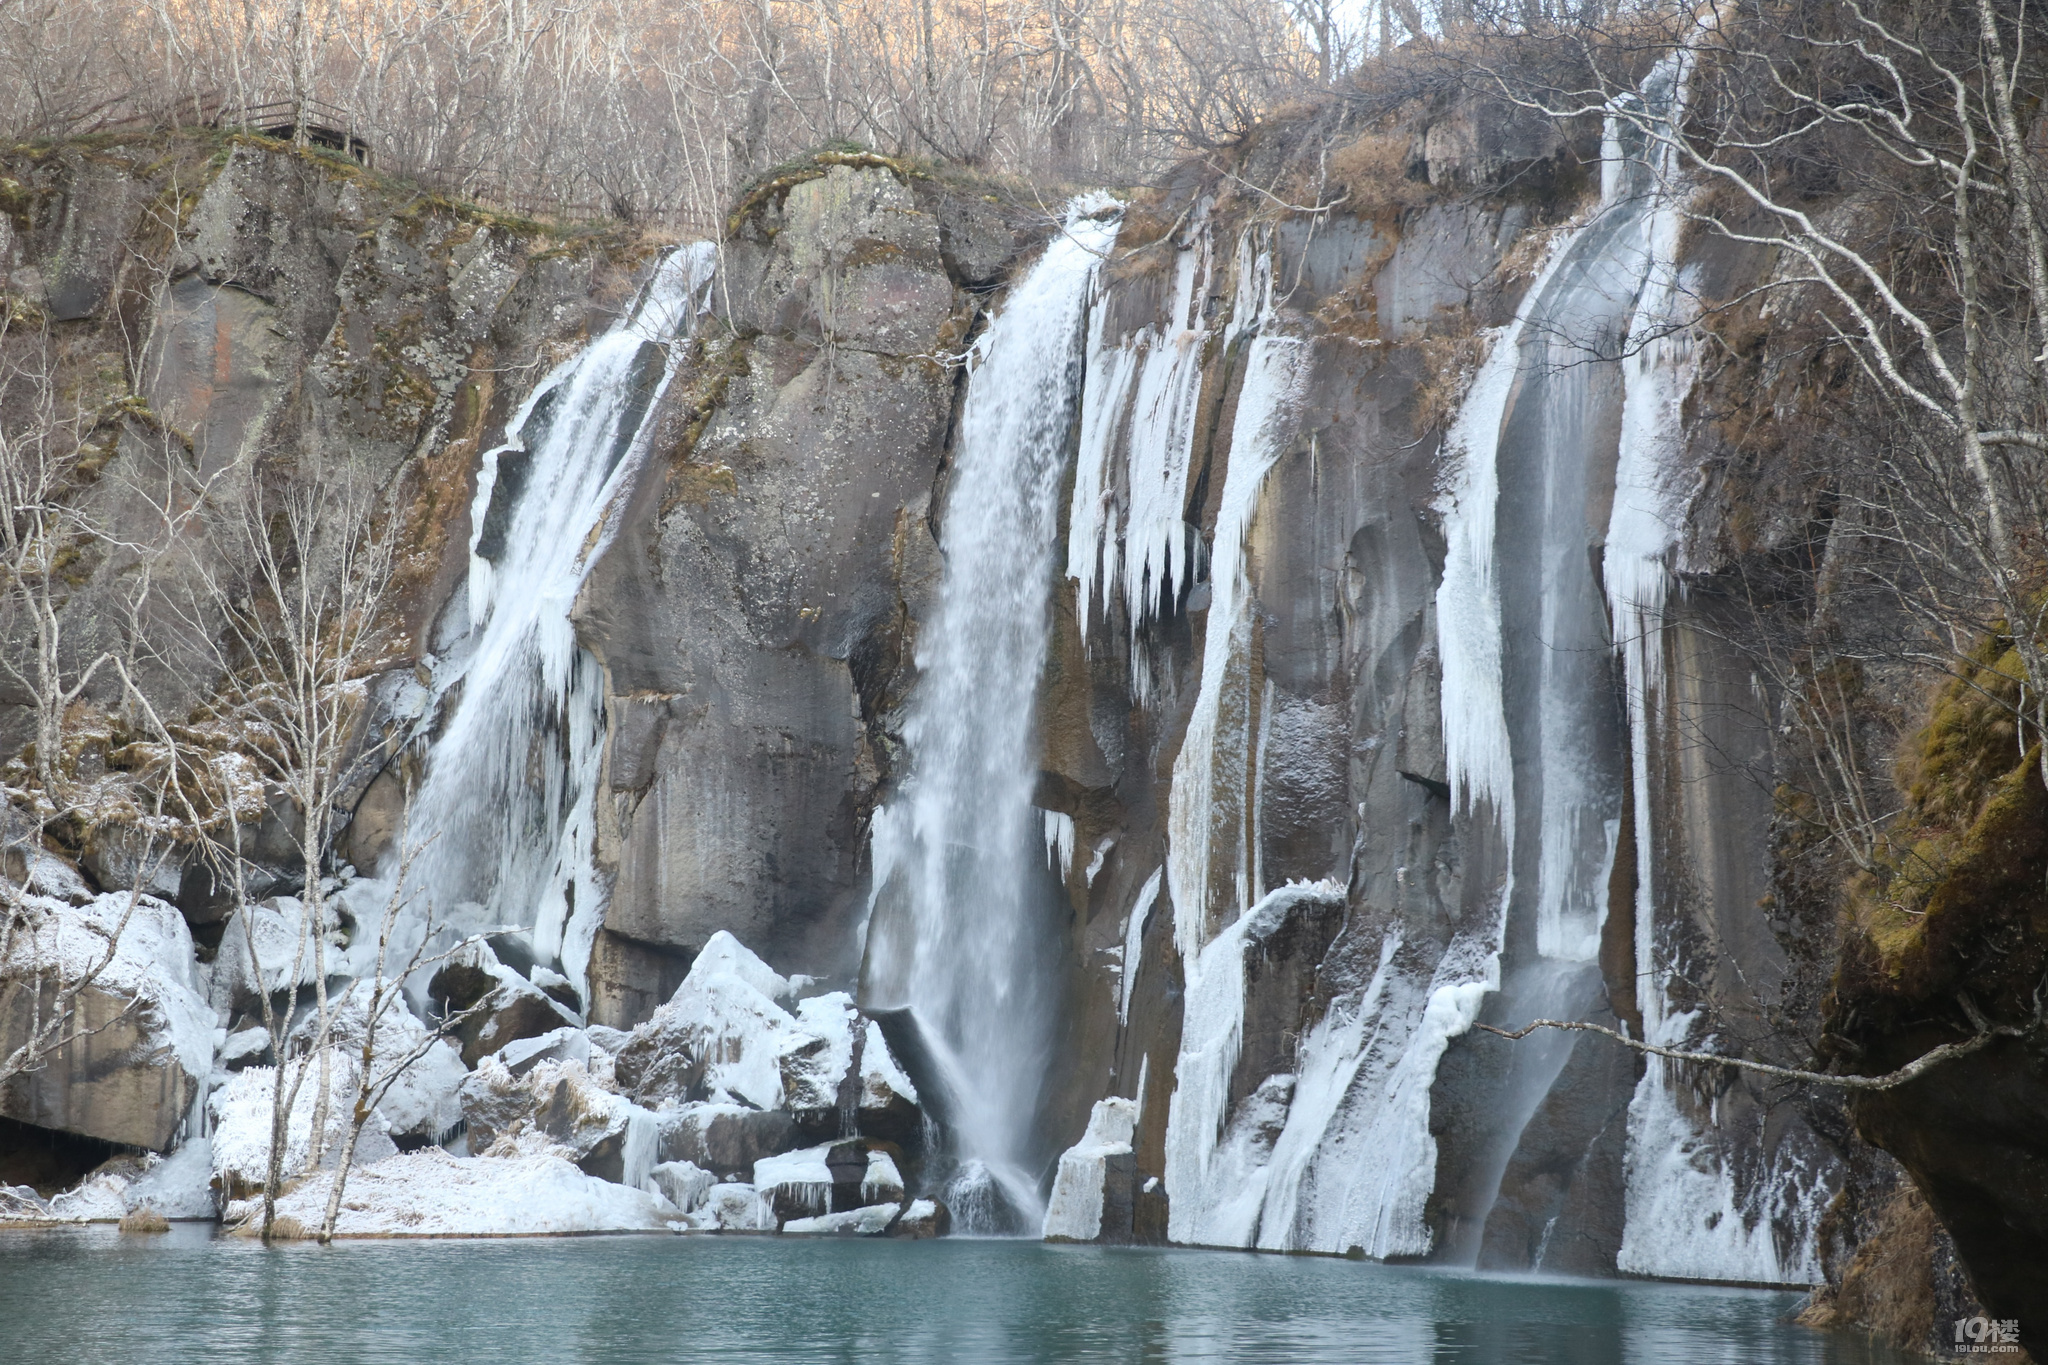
left=862, top=201, right=1122, bottom=1232
left=390, top=244, right=717, bottom=997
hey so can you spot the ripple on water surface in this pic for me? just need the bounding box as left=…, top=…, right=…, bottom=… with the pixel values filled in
left=0, top=1226, right=1914, bottom=1365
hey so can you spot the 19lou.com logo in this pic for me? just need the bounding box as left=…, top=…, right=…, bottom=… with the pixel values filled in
left=1952, top=1317, right=2023, bottom=1353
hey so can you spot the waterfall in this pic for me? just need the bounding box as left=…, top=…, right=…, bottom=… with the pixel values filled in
left=863, top=199, right=1122, bottom=1232
left=1608, top=57, right=1831, bottom=1286
left=391, top=244, right=717, bottom=997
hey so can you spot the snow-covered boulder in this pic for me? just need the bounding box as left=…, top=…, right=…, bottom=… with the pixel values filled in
left=261, top=1148, right=674, bottom=1236
left=856, top=1019, right=921, bottom=1140
left=753, top=1144, right=836, bottom=1223
left=458, top=1056, right=657, bottom=1185
left=654, top=1101, right=799, bottom=1179
left=862, top=1148, right=906, bottom=1206
left=1, top=1140, right=224, bottom=1224
left=1043, top=1096, right=1138, bottom=1243
left=891, top=1198, right=950, bottom=1239
left=429, top=942, right=581, bottom=1067
left=122, top=1140, right=220, bottom=1219
left=612, top=932, right=821, bottom=1111
left=202, top=896, right=339, bottom=1016
left=680, top=1182, right=771, bottom=1232
left=289, top=979, right=466, bottom=1144
left=783, top=1203, right=901, bottom=1236
left=649, top=1159, right=715, bottom=1214
left=209, top=1050, right=397, bottom=1200
left=785, top=992, right=858, bottom=1111
left=0, top=892, right=215, bottom=1149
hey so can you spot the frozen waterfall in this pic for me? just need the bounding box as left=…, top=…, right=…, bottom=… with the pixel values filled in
left=862, top=199, right=1123, bottom=1232
left=391, top=243, right=718, bottom=997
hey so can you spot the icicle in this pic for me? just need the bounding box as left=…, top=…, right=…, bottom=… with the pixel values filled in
left=395, top=243, right=719, bottom=1001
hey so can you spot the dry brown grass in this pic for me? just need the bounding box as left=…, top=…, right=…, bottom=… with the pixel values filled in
left=117, top=1207, right=170, bottom=1233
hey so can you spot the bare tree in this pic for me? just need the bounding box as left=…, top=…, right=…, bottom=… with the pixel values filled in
left=172, top=445, right=397, bottom=1241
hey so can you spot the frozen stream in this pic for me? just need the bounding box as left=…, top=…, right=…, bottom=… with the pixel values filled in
left=3, top=1227, right=1913, bottom=1364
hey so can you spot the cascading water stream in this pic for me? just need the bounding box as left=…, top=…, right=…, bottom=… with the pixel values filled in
left=862, top=200, right=1121, bottom=1232
left=389, top=244, right=717, bottom=997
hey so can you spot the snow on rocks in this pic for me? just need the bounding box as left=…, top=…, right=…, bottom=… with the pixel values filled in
left=679, top=1182, right=772, bottom=1231
left=208, top=1050, right=397, bottom=1200
left=289, top=978, right=467, bottom=1144
left=0, top=891, right=216, bottom=1149
left=785, top=992, right=857, bottom=1110
left=752, top=1144, right=837, bottom=1223
left=0, top=1143, right=221, bottom=1225
left=610, top=933, right=925, bottom=1158
left=259, top=1148, right=674, bottom=1237
left=654, top=1102, right=798, bottom=1179
left=1043, top=1096, right=1139, bottom=1243
left=201, top=897, right=338, bottom=1016
left=857, top=1019, right=920, bottom=1137
left=862, top=1149, right=905, bottom=1206
left=782, top=1203, right=902, bottom=1236
left=891, top=1198, right=950, bottom=1239
left=430, top=942, right=581, bottom=1068
left=458, top=1055, right=657, bottom=1185
left=649, top=1159, right=715, bottom=1214
left=612, top=932, right=818, bottom=1111
left=122, top=1140, right=220, bottom=1219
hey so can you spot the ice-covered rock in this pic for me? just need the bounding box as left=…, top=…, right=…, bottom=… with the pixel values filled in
left=862, top=1148, right=905, bottom=1206
left=492, top=1026, right=593, bottom=1077
left=0, top=892, right=215, bottom=1149
left=649, top=1159, right=715, bottom=1213
left=289, top=979, right=467, bottom=1144
left=262, top=1148, right=674, bottom=1236
left=218, top=1025, right=271, bottom=1069
left=430, top=945, right=581, bottom=1068
left=612, top=932, right=819, bottom=1111
left=856, top=1019, right=922, bottom=1141
left=1044, top=1097, right=1138, bottom=1243
left=782, top=1202, right=902, bottom=1236
left=208, top=1050, right=397, bottom=1200
left=0, top=1183, right=50, bottom=1221
left=890, top=1198, right=950, bottom=1239
left=203, top=897, right=339, bottom=1016
left=785, top=992, right=857, bottom=1111
left=458, top=1056, right=658, bottom=1186
left=681, top=1182, right=771, bottom=1231
left=654, top=1101, right=799, bottom=1179
left=753, top=1143, right=836, bottom=1224
left=122, top=1140, right=219, bottom=1219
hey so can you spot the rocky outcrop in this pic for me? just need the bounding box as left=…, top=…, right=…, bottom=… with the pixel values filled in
left=0, top=893, right=213, bottom=1150
left=575, top=159, right=1030, bottom=1008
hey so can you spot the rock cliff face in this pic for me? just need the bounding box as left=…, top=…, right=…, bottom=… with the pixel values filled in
left=2, top=111, right=2041, bottom=1348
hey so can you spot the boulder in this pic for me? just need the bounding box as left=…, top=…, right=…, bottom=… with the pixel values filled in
left=655, top=1102, right=799, bottom=1180
left=202, top=897, right=337, bottom=1017
left=856, top=1018, right=922, bottom=1143
left=458, top=1056, right=657, bottom=1186
left=0, top=892, right=215, bottom=1150
left=649, top=1159, right=715, bottom=1214
left=429, top=946, right=580, bottom=1068
left=1044, top=1097, right=1138, bottom=1243
left=782, top=1202, right=902, bottom=1236
left=752, top=1143, right=836, bottom=1224
left=890, top=1197, right=950, bottom=1239
left=683, top=1182, right=771, bottom=1231
left=289, top=979, right=467, bottom=1145
left=861, top=1148, right=906, bottom=1206
left=256, top=1148, right=674, bottom=1237
left=612, top=932, right=823, bottom=1110
left=208, top=1050, right=397, bottom=1200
